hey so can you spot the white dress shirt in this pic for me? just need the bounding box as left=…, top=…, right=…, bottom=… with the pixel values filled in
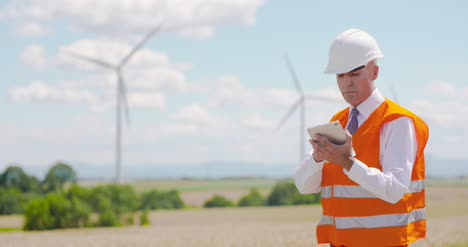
left=295, top=88, right=418, bottom=204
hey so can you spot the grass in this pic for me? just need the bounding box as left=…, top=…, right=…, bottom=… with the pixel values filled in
left=0, top=227, right=21, bottom=233
left=129, top=178, right=281, bottom=193
left=448, top=242, right=468, bottom=247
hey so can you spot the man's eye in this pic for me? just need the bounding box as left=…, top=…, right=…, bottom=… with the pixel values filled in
left=351, top=73, right=360, bottom=76
left=337, top=74, right=344, bottom=78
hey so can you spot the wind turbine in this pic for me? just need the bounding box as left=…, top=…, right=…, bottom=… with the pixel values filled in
left=68, top=24, right=163, bottom=184
left=388, top=81, right=400, bottom=104
left=277, top=55, right=340, bottom=161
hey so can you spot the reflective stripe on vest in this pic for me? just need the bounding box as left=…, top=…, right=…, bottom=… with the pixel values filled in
left=321, top=180, right=425, bottom=199
left=318, top=208, right=426, bottom=229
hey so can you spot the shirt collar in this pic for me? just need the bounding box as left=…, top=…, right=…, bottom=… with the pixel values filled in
left=349, top=88, right=385, bottom=119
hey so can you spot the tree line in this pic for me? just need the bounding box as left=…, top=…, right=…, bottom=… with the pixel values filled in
left=0, top=162, right=320, bottom=231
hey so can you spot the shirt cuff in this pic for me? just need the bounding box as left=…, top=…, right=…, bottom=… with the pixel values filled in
left=305, top=154, right=324, bottom=169
left=343, top=158, right=368, bottom=183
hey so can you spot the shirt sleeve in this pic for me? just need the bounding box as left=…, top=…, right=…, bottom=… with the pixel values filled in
left=295, top=152, right=324, bottom=194
left=344, top=117, right=418, bottom=204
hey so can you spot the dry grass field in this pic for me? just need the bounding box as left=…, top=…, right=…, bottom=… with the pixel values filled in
left=1, top=182, right=468, bottom=247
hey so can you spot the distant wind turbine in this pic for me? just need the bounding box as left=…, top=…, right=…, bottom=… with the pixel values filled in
left=388, top=81, right=400, bottom=104
left=68, top=24, right=163, bottom=184
left=277, top=55, right=340, bottom=161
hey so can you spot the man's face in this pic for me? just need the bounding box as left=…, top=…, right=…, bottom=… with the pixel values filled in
left=336, top=61, right=379, bottom=107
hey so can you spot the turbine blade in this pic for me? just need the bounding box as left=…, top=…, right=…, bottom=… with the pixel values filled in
left=66, top=51, right=115, bottom=69
left=389, top=82, right=400, bottom=104
left=119, top=23, right=163, bottom=67
left=276, top=97, right=303, bottom=130
left=118, top=71, right=131, bottom=127
left=284, top=54, right=304, bottom=94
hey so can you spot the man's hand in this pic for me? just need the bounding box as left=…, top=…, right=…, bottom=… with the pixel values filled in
left=309, top=131, right=354, bottom=171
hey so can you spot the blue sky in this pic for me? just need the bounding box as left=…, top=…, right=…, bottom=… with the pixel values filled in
left=1, top=0, right=467, bottom=178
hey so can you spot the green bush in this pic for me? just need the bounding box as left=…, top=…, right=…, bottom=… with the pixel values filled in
left=203, top=195, right=233, bottom=208
left=294, top=191, right=320, bottom=205
left=23, top=198, right=54, bottom=230
left=88, top=185, right=138, bottom=216
left=0, top=188, right=25, bottom=215
left=267, top=181, right=320, bottom=206
left=96, top=207, right=119, bottom=227
left=140, top=210, right=150, bottom=226
left=23, top=193, right=90, bottom=230
left=124, top=213, right=135, bottom=226
left=238, top=188, right=265, bottom=207
left=64, top=185, right=92, bottom=201
left=140, top=189, right=184, bottom=210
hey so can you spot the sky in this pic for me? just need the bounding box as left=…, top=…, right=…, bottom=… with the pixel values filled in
left=1, top=0, right=467, bottom=178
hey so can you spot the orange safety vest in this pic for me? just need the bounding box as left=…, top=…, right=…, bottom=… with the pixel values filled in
left=317, top=99, right=429, bottom=247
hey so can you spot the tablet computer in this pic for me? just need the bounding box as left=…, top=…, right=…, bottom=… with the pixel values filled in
left=307, top=121, right=347, bottom=145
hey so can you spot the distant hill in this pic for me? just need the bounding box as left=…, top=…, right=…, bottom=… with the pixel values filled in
left=14, top=158, right=468, bottom=181
left=78, top=158, right=468, bottom=181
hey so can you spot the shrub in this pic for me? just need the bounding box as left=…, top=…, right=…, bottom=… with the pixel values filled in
left=96, top=207, right=119, bottom=227
left=267, top=181, right=320, bottom=206
left=0, top=188, right=25, bottom=215
left=203, top=195, right=233, bottom=208
left=123, top=213, right=135, bottom=226
left=140, top=210, right=150, bottom=226
left=88, top=185, right=138, bottom=216
left=64, top=185, right=92, bottom=202
left=238, top=188, right=265, bottom=207
left=23, top=193, right=90, bottom=230
left=23, top=198, right=54, bottom=230
left=293, top=191, right=320, bottom=205
left=140, top=189, right=184, bottom=210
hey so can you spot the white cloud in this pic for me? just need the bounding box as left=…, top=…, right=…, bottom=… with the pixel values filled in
left=1, top=0, right=265, bottom=39
left=57, top=38, right=189, bottom=92
left=15, top=22, right=49, bottom=37
left=204, top=76, right=259, bottom=107
left=195, top=76, right=342, bottom=111
left=9, top=80, right=166, bottom=112
left=411, top=100, right=468, bottom=128
left=9, top=81, right=100, bottom=105
left=128, top=92, right=165, bottom=110
left=425, top=82, right=459, bottom=98
left=171, top=104, right=220, bottom=125
left=241, top=113, right=276, bottom=130
left=179, top=26, right=214, bottom=40
left=57, top=38, right=138, bottom=72
left=412, top=82, right=468, bottom=128
left=128, top=67, right=187, bottom=92
left=19, top=44, right=48, bottom=69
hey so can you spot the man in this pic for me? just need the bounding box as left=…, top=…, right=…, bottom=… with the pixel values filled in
left=295, top=29, right=429, bottom=247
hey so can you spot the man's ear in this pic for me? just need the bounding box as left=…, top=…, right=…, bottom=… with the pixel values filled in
left=372, top=65, right=379, bottom=81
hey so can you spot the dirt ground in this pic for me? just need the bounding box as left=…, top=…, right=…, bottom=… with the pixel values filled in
left=1, top=186, right=468, bottom=247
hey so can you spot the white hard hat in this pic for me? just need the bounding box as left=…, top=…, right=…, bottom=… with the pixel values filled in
left=324, top=29, right=383, bottom=74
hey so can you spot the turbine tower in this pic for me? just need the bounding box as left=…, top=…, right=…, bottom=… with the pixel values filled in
left=277, top=55, right=339, bottom=161
left=68, top=24, right=162, bottom=184
left=389, top=81, right=400, bottom=104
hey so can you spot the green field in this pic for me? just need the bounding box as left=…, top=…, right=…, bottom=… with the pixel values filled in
left=128, top=177, right=280, bottom=193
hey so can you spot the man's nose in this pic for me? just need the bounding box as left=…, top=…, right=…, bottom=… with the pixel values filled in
left=343, top=75, right=352, bottom=85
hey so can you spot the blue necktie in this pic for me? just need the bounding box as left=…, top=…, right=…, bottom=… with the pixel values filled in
left=347, top=108, right=359, bottom=135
